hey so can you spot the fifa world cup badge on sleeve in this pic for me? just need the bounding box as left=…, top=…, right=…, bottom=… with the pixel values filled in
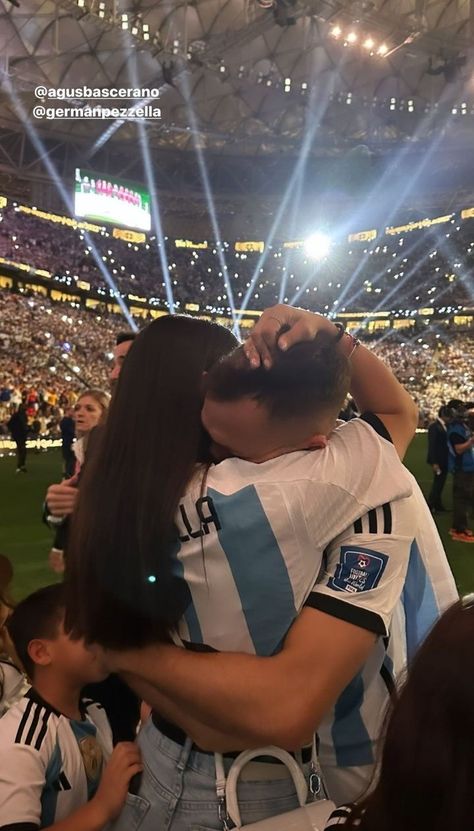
left=329, top=546, right=388, bottom=593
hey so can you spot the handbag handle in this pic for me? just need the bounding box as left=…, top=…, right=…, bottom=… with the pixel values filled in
left=225, top=746, right=309, bottom=828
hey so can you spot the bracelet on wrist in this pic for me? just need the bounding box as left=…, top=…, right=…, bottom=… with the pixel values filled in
left=344, top=332, right=361, bottom=357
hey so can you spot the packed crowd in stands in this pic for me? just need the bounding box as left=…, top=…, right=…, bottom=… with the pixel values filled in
left=0, top=202, right=473, bottom=316
left=0, top=291, right=123, bottom=437
left=0, top=289, right=473, bottom=436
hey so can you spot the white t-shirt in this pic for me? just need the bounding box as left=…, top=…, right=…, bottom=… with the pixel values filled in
left=0, top=690, right=113, bottom=829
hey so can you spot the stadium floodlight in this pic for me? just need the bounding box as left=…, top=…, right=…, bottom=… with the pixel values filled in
left=304, top=232, right=331, bottom=260
left=363, top=37, right=375, bottom=50
left=346, top=32, right=358, bottom=43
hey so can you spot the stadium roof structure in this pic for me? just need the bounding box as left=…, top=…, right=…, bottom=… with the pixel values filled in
left=0, top=0, right=473, bottom=155
left=0, top=0, right=474, bottom=210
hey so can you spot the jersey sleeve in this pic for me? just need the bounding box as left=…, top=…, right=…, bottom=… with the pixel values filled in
left=0, top=742, right=44, bottom=828
left=305, top=500, right=413, bottom=638
left=301, top=416, right=413, bottom=552
left=307, top=416, right=412, bottom=513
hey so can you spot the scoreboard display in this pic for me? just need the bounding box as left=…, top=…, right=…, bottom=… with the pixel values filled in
left=74, top=168, right=151, bottom=232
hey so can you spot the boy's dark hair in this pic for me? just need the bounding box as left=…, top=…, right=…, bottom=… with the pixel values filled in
left=116, top=332, right=136, bottom=346
left=7, top=584, right=65, bottom=680
left=206, top=332, right=351, bottom=422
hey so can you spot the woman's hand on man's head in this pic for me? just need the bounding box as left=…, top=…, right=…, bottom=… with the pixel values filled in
left=244, top=305, right=337, bottom=369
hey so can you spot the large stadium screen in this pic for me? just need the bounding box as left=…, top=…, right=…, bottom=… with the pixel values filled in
left=74, top=168, right=151, bottom=232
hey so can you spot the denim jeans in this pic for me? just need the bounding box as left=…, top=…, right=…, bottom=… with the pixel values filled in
left=111, top=718, right=311, bottom=831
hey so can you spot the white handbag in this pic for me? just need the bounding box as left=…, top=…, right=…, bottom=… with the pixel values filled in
left=214, top=744, right=336, bottom=831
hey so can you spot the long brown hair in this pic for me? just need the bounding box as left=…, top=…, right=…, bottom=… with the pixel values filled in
left=348, top=598, right=474, bottom=831
left=65, top=315, right=238, bottom=648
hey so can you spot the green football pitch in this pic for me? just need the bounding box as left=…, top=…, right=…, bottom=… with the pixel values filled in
left=1, top=435, right=473, bottom=602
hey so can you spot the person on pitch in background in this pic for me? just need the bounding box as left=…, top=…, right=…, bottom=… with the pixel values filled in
left=7, top=402, right=28, bottom=474
left=0, top=584, right=142, bottom=831
left=65, top=307, right=425, bottom=829
left=426, top=405, right=451, bottom=514
left=447, top=399, right=474, bottom=543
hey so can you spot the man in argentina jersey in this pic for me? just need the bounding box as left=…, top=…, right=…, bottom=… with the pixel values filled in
left=313, top=471, right=457, bottom=804
left=171, top=413, right=413, bottom=656
left=110, top=432, right=456, bottom=811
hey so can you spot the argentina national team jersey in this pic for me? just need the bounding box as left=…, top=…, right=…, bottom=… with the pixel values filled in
left=0, top=690, right=113, bottom=829
left=312, top=472, right=458, bottom=805
left=171, top=416, right=413, bottom=655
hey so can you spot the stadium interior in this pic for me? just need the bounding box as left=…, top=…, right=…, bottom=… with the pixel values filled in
left=0, top=0, right=474, bottom=826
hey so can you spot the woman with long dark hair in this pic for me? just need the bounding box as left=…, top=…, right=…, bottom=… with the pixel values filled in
left=325, top=598, right=474, bottom=831
left=66, top=315, right=239, bottom=646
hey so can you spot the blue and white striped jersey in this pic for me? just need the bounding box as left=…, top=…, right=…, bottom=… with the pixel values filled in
left=171, top=416, right=412, bottom=654
left=0, top=690, right=113, bottom=829
left=166, top=414, right=456, bottom=807
left=314, top=473, right=457, bottom=805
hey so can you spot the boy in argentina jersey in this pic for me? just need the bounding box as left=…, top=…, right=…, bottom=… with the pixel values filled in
left=0, top=584, right=142, bottom=831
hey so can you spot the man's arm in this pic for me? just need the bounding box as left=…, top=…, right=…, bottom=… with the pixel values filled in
left=450, top=432, right=474, bottom=454
left=119, top=674, right=246, bottom=753
left=108, top=510, right=412, bottom=753
left=109, top=609, right=376, bottom=751
left=244, top=305, right=418, bottom=459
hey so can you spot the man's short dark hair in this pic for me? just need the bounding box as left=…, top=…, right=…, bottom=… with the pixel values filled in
left=7, top=584, right=65, bottom=680
left=116, top=332, right=136, bottom=346
left=447, top=399, right=464, bottom=411
left=206, top=332, right=351, bottom=422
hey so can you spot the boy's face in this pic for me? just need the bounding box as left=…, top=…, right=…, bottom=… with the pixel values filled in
left=32, top=620, right=109, bottom=685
